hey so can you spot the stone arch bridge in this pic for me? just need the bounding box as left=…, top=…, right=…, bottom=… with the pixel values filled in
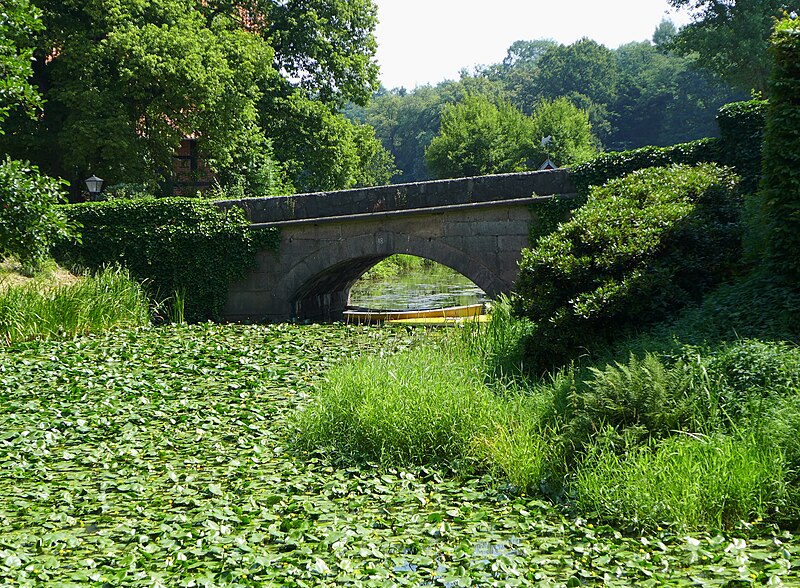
left=216, top=169, right=576, bottom=322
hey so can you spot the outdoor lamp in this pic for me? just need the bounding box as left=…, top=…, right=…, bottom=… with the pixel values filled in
left=85, top=175, right=104, bottom=200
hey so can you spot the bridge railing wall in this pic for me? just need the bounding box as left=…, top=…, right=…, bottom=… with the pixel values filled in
left=216, top=170, right=575, bottom=225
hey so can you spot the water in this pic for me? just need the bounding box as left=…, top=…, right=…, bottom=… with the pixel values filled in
left=349, top=261, right=489, bottom=310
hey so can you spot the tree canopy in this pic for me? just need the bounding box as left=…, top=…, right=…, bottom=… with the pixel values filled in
left=424, top=94, right=598, bottom=179
left=0, top=0, right=43, bottom=128
left=0, top=0, right=74, bottom=268
left=1, top=0, right=388, bottom=196
left=668, top=0, right=793, bottom=96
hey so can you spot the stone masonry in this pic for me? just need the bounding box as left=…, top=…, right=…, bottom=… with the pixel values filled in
left=215, top=169, right=577, bottom=322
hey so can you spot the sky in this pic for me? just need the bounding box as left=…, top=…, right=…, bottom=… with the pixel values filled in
left=372, top=0, right=694, bottom=90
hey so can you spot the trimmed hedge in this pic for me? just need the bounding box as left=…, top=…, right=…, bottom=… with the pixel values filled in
left=761, top=16, right=800, bottom=282
left=570, top=138, right=722, bottom=197
left=54, top=198, right=279, bottom=322
left=515, top=164, right=742, bottom=372
left=569, top=99, right=767, bottom=199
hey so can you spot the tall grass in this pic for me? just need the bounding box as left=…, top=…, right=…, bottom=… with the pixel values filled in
left=296, top=294, right=800, bottom=530
left=572, top=430, right=786, bottom=531
left=0, top=266, right=150, bottom=344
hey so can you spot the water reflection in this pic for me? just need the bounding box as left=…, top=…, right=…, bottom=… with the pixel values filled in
left=349, top=257, right=489, bottom=311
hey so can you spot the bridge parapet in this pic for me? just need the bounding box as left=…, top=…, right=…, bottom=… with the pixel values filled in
left=216, top=169, right=575, bottom=224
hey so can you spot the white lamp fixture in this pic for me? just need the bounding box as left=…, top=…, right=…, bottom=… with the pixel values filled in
left=85, top=175, right=104, bottom=199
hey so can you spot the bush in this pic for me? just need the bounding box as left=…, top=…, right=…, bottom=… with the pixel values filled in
left=761, top=16, right=800, bottom=282
left=515, top=164, right=742, bottom=372
left=0, top=157, right=76, bottom=269
left=55, top=198, right=279, bottom=322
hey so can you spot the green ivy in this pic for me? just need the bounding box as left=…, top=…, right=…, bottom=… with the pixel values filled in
left=761, top=16, right=800, bottom=283
left=569, top=138, right=722, bottom=197
left=516, top=164, right=742, bottom=373
left=54, top=198, right=279, bottom=322
left=716, top=99, right=769, bottom=193
left=529, top=195, right=584, bottom=245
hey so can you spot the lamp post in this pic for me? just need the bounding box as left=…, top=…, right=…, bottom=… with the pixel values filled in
left=85, top=175, right=104, bottom=200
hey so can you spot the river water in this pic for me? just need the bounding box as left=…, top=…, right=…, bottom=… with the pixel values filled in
left=349, top=259, right=489, bottom=310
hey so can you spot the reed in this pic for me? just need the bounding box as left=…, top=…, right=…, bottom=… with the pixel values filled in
left=0, top=265, right=150, bottom=344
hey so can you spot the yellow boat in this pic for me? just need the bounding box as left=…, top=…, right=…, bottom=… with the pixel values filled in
left=343, top=303, right=484, bottom=324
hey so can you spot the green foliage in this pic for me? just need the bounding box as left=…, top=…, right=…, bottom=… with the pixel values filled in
left=425, top=94, right=598, bottom=179
left=716, top=99, right=769, bottom=192
left=424, top=94, right=537, bottom=179
left=0, top=265, right=150, bottom=344
left=54, top=198, right=279, bottom=322
left=264, top=91, right=396, bottom=191
left=0, top=157, right=76, bottom=269
left=573, top=431, right=786, bottom=531
left=516, top=164, right=742, bottom=372
left=2, top=324, right=797, bottom=584
left=530, top=97, right=600, bottom=167
left=529, top=195, right=581, bottom=244
left=0, top=0, right=43, bottom=129
left=2, top=0, right=379, bottom=194
left=622, top=269, right=800, bottom=355
left=611, top=40, right=746, bottom=151
left=667, top=0, right=791, bottom=96
left=100, top=182, right=155, bottom=201
left=536, top=39, right=620, bottom=108
left=296, top=343, right=498, bottom=470
left=569, top=138, right=722, bottom=196
left=760, top=15, right=800, bottom=283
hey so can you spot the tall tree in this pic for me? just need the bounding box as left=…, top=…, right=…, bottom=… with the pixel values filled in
left=536, top=39, right=620, bottom=108
left=668, top=0, right=792, bottom=96
left=360, top=77, right=504, bottom=182
left=198, top=0, right=380, bottom=106
left=424, top=93, right=598, bottom=179
left=0, top=0, right=43, bottom=128
left=2, top=0, right=382, bottom=195
left=610, top=40, right=745, bottom=150
left=0, top=0, right=74, bottom=268
left=425, top=94, right=535, bottom=179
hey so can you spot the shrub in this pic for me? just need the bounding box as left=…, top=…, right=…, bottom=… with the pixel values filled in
left=705, top=339, right=800, bottom=425
left=54, top=198, right=279, bottom=322
left=0, top=157, right=76, bottom=269
left=761, top=16, right=800, bottom=282
left=515, top=164, right=742, bottom=372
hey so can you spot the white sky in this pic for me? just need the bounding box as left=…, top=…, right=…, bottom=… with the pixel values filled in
left=373, top=0, right=693, bottom=90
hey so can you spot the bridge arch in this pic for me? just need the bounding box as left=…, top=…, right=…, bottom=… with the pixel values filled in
left=279, top=230, right=506, bottom=320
